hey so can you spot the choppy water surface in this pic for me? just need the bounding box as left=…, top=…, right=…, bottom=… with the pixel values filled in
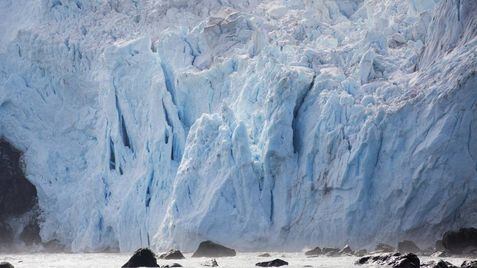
left=0, top=252, right=469, bottom=268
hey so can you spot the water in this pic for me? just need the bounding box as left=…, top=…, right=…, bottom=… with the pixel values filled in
left=0, top=252, right=469, bottom=268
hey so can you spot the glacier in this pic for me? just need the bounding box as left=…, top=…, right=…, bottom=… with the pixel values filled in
left=0, top=0, right=476, bottom=253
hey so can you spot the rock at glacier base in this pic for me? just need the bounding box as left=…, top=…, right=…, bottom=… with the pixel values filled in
left=122, top=248, right=159, bottom=268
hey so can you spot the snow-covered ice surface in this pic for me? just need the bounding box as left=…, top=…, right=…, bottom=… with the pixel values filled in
left=0, top=253, right=470, bottom=268
left=0, top=0, right=476, bottom=253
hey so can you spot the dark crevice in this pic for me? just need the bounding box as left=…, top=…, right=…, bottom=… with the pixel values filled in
left=115, top=94, right=133, bottom=151
left=109, top=138, right=116, bottom=170
left=162, top=99, right=177, bottom=161
left=120, top=115, right=132, bottom=150
left=145, top=171, right=154, bottom=208
left=170, top=136, right=175, bottom=161
left=292, top=74, right=316, bottom=154
left=160, top=62, right=177, bottom=106
left=269, top=189, right=274, bottom=223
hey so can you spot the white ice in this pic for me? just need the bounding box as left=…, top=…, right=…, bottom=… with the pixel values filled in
left=0, top=0, right=475, bottom=253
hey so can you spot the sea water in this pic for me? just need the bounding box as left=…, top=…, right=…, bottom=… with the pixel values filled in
left=0, top=252, right=469, bottom=268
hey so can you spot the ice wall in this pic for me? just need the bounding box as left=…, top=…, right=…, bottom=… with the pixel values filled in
left=0, top=0, right=475, bottom=252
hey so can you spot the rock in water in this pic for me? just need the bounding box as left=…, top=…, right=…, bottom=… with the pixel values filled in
left=305, top=247, right=321, bottom=256
left=397, top=240, right=421, bottom=253
left=339, top=245, right=353, bottom=255
left=356, top=253, right=419, bottom=268
left=192, top=241, right=236, bottom=257
left=0, top=262, right=14, bottom=268
left=442, top=228, right=477, bottom=254
left=322, top=247, right=340, bottom=256
left=421, top=260, right=457, bottom=268
left=258, top=253, right=271, bottom=257
left=159, top=249, right=185, bottom=259
left=461, top=260, right=477, bottom=268
left=355, top=249, right=368, bottom=257
left=122, top=248, right=159, bottom=267
left=255, top=259, right=289, bottom=267
left=161, top=264, right=183, bottom=268
left=392, top=253, right=420, bottom=268
left=202, top=259, right=218, bottom=267
left=376, top=243, right=396, bottom=253
left=431, top=251, right=450, bottom=258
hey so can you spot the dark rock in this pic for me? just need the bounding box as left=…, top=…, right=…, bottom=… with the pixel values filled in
left=392, top=253, right=420, bottom=268
left=339, top=244, right=353, bottom=255
left=322, top=247, right=339, bottom=254
left=0, top=139, right=40, bottom=246
left=159, top=249, right=185, bottom=260
left=258, top=253, right=271, bottom=257
left=202, top=259, right=218, bottom=267
left=356, top=252, right=419, bottom=268
left=325, top=250, right=341, bottom=257
left=19, top=219, right=41, bottom=245
left=442, top=228, right=477, bottom=254
left=305, top=247, right=321, bottom=256
left=461, top=260, right=477, bottom=268
left=355, top=249, right=368, bottom=257
left=0, top=222, right=13, bottom=244
left=376, top=243, right=395, bottom=253
left=421, top=247, right=435, bottom=256
left=431, top=251, right=450, bottom=258
left=462, top=247, right=477, bottom=257
left=43, top=239, right=65, bottom=252
left=0, top=262, right=14, bottom=268
left=320, top=247, right=340, bottom=256
left=397, top=240, right=420, bottom=253
left=356, top=256, right=372, bottom=265
left=192, top=241, right=236, bottom=258
left=122, top=248, right=159, bottom=267
left=421, top=260, right=457, bottom=268
left=161, top=264, right=182, bottom=268
left=436, top=240, right=445, bottom=251
left=255, top=259, right=288, bottom=267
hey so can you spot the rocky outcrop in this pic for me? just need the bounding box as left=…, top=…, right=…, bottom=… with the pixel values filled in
left=201, top=259, right=218, bottom=267
left=356, top=253, right=419, bottom=268
left=159, top=249, right=185, bottom=260
left=161, top=264, right=183, bottom=268
left=322, top=247, right=340, bottom=256
left=0, top=139, right=40, bottom=248
left=305, top=247, right=321, bottom=256
left=397, top=241, right=420, bottom=253
left=192, top=241, right=236, bottom=258
left=355, top=249, right=368, bottom=257
left=122, top=248, right=159, bottom=268
left=421, top=260, right=457, bottom=268
left=461, top=260, right=477, bottom=268
left=255, top=259, right=288, bottom=267
left=375, top=243, right=395, bottom=253
left=339, top=245, right=353, bottom=255
left=442, top=228, right=477, bottom=254
left=0, top=262, right=14, bottom=268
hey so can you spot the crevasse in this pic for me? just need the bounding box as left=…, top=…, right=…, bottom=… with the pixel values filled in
left=0, top=0, right=475, bottom=252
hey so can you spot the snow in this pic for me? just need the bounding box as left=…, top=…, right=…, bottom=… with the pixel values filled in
left=0, top=0, right=476, bottom=253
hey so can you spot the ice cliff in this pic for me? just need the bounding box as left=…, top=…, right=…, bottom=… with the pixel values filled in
left=0, top=0, right=476, bottom=252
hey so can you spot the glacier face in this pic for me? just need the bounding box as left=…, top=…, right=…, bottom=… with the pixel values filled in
left=0, top=0, right=476, bottom=252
